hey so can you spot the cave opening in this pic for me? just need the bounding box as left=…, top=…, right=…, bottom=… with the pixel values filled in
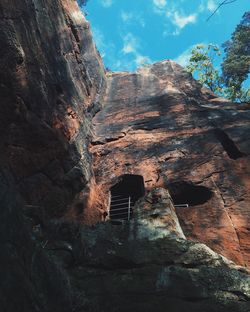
left=214, top=129, right=246, bottom=160
left=166, top=181, right=213, bottom=206
left=109, top=174, right=145, bottom=221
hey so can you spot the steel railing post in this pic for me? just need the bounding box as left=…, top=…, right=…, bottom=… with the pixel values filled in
left=128, top=196, right=131, bottom=221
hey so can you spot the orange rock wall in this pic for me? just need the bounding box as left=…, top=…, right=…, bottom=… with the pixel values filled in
left=0, top=0, right=106, bottom=215
left=91, top=62, right=250, bottom=267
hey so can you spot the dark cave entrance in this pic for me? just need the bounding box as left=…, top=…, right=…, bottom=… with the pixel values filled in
left=214, top=129, right=246, bottom=160
left=166, top=181, right=213, bottom=207
left=109, top=174, right=145, bottom=221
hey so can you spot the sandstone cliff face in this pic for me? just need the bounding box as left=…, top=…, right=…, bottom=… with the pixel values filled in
left=0, top=0, right=106, bottom=216
left=0, top=0, right=106, bottom=310
left=0, top=1, right=250, bottom=311
left=43, top=190, right=250, bottom=312
left=91, top=61, right=250, bottom=267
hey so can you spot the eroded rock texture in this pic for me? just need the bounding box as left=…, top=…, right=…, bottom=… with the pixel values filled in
left=45, top=195, right=250, bottom=312
left=91, top=61, right=250, bottom=267
left=0, top=0, right=250, bottom=311
left=0, top=168, right=74, bottom=312
left=0, top=0, right=106, bottom=216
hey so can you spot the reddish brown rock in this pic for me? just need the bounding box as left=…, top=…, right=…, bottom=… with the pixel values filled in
left=0, top=0, right=106, bottom=215
left=91, top=61, right=250, bottom=267
left=1, top=1, right=250, bottom=311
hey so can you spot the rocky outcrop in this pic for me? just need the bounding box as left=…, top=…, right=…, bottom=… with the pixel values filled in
left=91, top=61, right=250, bottom=267
left=0, top=0, right=106, bottom=216
left=0, top=0, right=250, bottom=311
left=44, top=194, right=250, bottom=312
left=0, top=1, right=106, bottom=310
left=0, top=168, right=74, bottom=312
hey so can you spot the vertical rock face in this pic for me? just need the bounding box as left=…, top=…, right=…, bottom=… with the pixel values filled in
left=0, top=1, right=250, bottom=311
left=0, top=168, right=74, bottom=312
left=91, top=61, right=250, bottom=267
left=0, top=0, right=106, bottom=216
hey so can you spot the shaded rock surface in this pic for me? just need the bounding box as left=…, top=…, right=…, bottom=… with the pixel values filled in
left=44, top=194, right=250, bottom=312
left=0, top=0, right=250, bottom=311
left=0, top=0, right=106, bottom=216
left=91, top=61, right=250, bottom=267
left=0, top=168, right=74, bottom=312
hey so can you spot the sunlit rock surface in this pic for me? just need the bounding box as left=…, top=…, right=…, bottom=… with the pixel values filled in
left=0, top=0, right=106, bottom=216
left=0, top=0, right=250, bottom=311
left=45, top=199, right=250, bottom=312
left=91, top=61, right=250, bottom=267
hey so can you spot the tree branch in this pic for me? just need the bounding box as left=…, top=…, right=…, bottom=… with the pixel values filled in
left=206, top=0, right=237, bottom=22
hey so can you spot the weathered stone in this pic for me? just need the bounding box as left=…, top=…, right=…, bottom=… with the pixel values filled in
left=91, top=61, right=250, bottom=267
left=0, top=0, right=106, bottom=216
left=0, top=168, right=74, bottom=312
left=45, top=210, right=250, bottom=312
left=0, top=1, right=249, bottom=311
left=129, top=188, right=186, bottom=240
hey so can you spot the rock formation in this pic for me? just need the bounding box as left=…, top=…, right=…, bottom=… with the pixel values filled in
left=91, top=62, right=250, bottom=268
left=0, top=0, right=106, bottom=216
left=0, top=0, right=250, bottom=311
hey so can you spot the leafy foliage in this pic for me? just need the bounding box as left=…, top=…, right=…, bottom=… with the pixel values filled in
left=186, top=12, right=250, bottom=104
left=222, top=12, right=250, bottom=88
left=186, top=44, right=223, bottom=94
left=221, top=11, right=250, bottom=102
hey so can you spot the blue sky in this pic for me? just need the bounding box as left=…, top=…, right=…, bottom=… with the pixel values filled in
left=82, top=0, right=249, bottom=72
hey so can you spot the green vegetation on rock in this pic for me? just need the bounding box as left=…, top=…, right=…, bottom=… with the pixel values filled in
left=186, top=11, right=250, bottom=104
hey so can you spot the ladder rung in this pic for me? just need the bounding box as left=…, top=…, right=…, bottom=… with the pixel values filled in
left=110, top=207, right=133, bottom=212
left=111, top=202, right=134, bottom=207
left=111, top=198, right=130, bottom=203
left=111, top=218, right=127, bottom=221
left=109, top=211, right=133, bottom=216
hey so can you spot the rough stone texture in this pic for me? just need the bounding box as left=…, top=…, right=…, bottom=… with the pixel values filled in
left=1, top=1, right=250, bottom=311
left=0, top=168, right=74, bottom=312
left=44, top=199, right=250, bottom=312
left=91, top=61, right=250, bottom=267
left=130, top=187, right=186, bottom=240
left=0, top=0, right=106, bottom=216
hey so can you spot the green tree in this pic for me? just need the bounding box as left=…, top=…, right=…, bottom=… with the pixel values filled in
left=186, top=12, right=250, bottom=103
left=186, top=44, right=223, bottom=94
left=222, top=11, right=250, bottom=102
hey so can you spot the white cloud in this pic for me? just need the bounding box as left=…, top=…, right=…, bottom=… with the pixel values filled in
left=92, top=27, right=106, bottom=57
left=172, top=12, right=197, bottom=29
left=122, top=33, right=139, bottom=54
left=92, top=26, right=117, bottom=70
left=120, top=11, right=145, bottom=27
left=207, top=0, right=216, bottom=12
left=100, top=0, right=113, bottom=8
left=118, top=33, right=152, bottom=70
left=135, top=55, right=151, bottom=67
left=153, top=0, right=167, bottom=9
left=174, top=43, right=204, bottom=67
left=121, top=11, right=134, bottom=22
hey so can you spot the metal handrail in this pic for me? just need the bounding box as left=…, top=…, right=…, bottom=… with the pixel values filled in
left=110, top=202, right=133, bottom=207
left=174, top=204, right=189, bottom=208
left=110, top=211, right=131, bottom=217
left=111, top=197, right=129, bottom=203
left=109, top=206, right=133, bottom=212
left=109, top=195, right=133, bottom=220
left=128, top=196, right=131, bottom=221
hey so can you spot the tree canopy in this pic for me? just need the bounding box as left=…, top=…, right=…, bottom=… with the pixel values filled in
left=186, top=44, right=223, bottom=95
left=186, top=11, right=250, bottom=104
left=222, top=11, right=250, bottom=93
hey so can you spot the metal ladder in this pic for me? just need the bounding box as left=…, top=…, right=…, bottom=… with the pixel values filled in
left=109, top=195, right=134, bottom=221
